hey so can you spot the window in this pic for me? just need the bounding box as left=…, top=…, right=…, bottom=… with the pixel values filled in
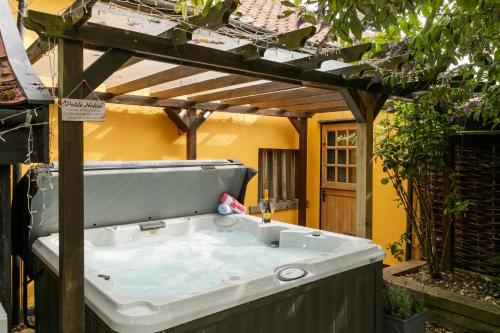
left=258, top=148, right=298, bottom=202
left=323, top=126, right=357, bottom=188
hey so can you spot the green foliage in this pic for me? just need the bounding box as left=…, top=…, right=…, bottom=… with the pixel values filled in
left=383, top=283, right=424, bottom=320
left=386, top=233, right=411, bottom=263
left=276, top=0, right=499, bottom=127
left=375, top=101, right=463, bottom=278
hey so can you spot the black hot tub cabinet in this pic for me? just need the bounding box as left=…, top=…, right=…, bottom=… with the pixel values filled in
left=17, top=161, right=385, bottom=333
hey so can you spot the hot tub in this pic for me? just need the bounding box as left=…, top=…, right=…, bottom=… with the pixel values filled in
left=14, top=161, right=385, bottom=333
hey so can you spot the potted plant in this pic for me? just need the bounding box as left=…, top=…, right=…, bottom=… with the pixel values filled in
left=383, top=281, right=425, bottom=333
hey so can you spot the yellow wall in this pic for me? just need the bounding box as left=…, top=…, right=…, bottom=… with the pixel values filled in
left=47, top=104, right=300, bottom=223
left=10, top=0, right=405, bottom=264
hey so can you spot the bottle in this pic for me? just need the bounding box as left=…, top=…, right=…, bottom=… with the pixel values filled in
left=262, top=189, right=272, bottom=223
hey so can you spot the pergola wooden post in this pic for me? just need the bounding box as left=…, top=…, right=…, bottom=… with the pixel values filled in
left=164, top=108, right=210, bottom=160
left=57, top=39, right=85, bottom=333
left=289, top=117, right=308, bottom=226
left=341, top=89, right=387, bottom=239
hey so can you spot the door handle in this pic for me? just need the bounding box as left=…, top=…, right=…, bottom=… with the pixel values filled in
left=321, top=189, right=326, bottom=202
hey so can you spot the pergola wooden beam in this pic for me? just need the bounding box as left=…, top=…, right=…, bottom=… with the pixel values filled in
left=149, top=44, right=367, bottom=102
left=233, top=26, right=316, bottom=60
left=222, top=87, right=333, bottom=106
left=83, top=23, right=184, bottom=86
left=25, top=0, right=234, bottom=63
left=252, top=93, right=344, bottom=109
left=282, top=100, right=347, bottom=112
left=30, top=15, right=423, bottom=96
left=288, top=117, right=308, bottom=226
left=150, top=74, right=258, bottom=99
left=341, top=88, right=368, bottom=122
left=112, top=26, right=317, bottom=97
left=188, top=81, right=297, bottom=103
left=164, top=108, right=210, bottom=159
left=26, top=12, right=401, bottom=95
left=91, top=92, right=312, bottom=118
left=83, top=48, right=134, bottom=95
left=341, top=89, right=388, bottom=239
left=101, top=0, right=237, bottom=95
left=25, top=0, right=98, bottom=63
left=293, top=106, right=347, bottom=113
left=166, top=0, right=238, bottom=45
left=289, top=42, right=372, bottom=69
left=107, top=66, right=205, bottom=96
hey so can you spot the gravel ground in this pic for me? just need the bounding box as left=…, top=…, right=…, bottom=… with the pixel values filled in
left=403, top=267, right=500, bottom=306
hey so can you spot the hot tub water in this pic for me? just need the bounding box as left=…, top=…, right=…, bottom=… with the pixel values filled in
left=85, top=229, right=319, bottom=300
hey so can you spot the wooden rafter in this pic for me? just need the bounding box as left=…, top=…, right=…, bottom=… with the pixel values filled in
left=282, top=100, right=346, bottom=112
left=187, top=82, right=297, bottom=103
left=101, top=0, right=236, bottom=95
left=91, top=92, right=312, bottom=118
left=150, top=74, right=258, bottom=99
left=251, top=92, right=342, bottom=109
left=148, top=45, right=367, bottom=101
left=289, top=43, right=372, bottom=70
left=107, top=66, right=205, bottom=95
left=24, top=10, right=425, bottom=96
left=232, top=26, right=316, bottom=60
left=293, top=106, right=347, bottom=113
left=24, top=12, right=340, bottom=86
left=83, top=49, right=134, bottom=95
left=83, top=0, right=237, bottom=96
left=167, top=0, right=237, bottom=45
left=25, top=0, right=97, bottom=63
left=221, top=88, right=332, bottom=106
left=111, top=27, right=317, bottom=97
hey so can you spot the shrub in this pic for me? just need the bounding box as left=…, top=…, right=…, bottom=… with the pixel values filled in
left=375, top=102, right=467, bottom=278
left=383, top=282, right=424, bottom=320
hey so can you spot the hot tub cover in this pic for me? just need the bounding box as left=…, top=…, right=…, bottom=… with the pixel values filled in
left=12, top=160, right=256, bottom=269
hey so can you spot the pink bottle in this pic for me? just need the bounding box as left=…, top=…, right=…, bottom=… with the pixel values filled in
left=219, top=193, right=247, bottom=214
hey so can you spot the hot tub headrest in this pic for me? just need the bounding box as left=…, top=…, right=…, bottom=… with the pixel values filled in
left=13, top=160, right=256, bottom=253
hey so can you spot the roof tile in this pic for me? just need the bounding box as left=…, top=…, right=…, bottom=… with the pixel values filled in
left=237, top=0, right=328, bottom=43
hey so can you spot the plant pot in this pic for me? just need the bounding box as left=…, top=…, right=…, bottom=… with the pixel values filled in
left=383, top=312, right=426, bottom=333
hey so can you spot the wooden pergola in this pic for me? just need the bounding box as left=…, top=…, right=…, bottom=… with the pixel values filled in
left=20, top=0, right=426, bottom=331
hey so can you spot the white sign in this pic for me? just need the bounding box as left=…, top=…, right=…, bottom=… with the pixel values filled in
left=61, top=98, right=106, bottom=122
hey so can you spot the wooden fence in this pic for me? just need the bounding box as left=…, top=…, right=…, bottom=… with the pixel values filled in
left=453, top=136, right=499, bottom=276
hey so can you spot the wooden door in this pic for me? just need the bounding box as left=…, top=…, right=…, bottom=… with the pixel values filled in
left=321, top=123, right=357, bottom=235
